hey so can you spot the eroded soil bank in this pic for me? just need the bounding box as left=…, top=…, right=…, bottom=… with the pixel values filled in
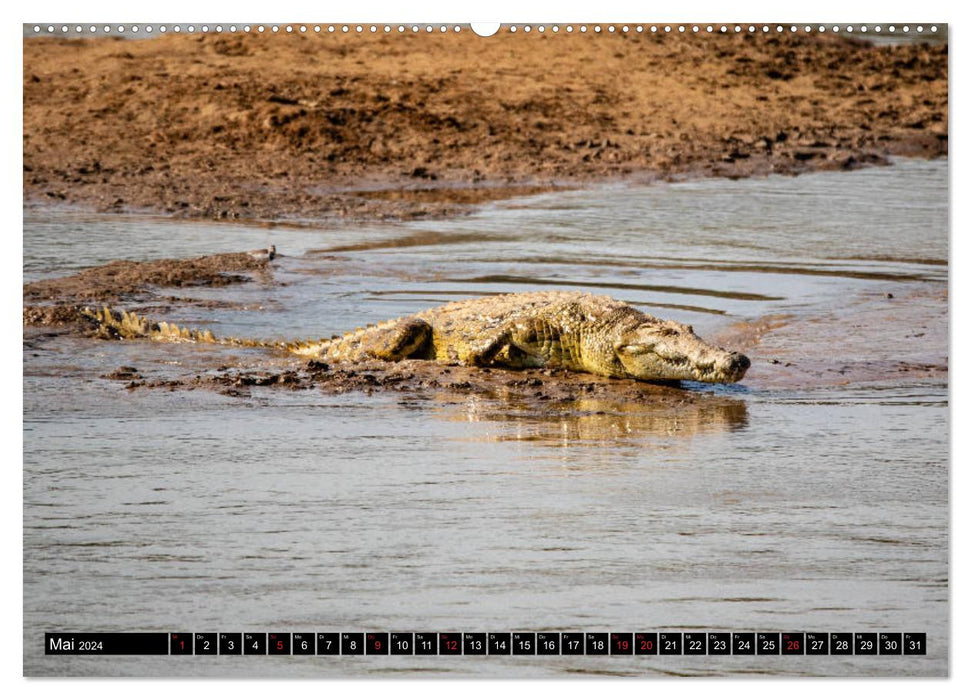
left=23, top=30, right=946, bottom=222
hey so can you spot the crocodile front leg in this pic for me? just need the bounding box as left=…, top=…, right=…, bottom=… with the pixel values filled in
left=466, top=323, right=546, bottom=369
left=465, top=327, right=514, bottom=366
left=364, top=318, right=433, bottom=361
left=493, top=344, right=546, bottom=369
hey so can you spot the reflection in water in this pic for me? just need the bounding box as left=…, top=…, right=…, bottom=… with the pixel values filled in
left=431, top=394, right=749, bottom=447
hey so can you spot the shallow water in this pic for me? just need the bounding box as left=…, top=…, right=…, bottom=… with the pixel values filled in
left=23, top=158, right=948, bottom=676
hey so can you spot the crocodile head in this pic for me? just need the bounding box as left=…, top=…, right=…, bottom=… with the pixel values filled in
left=614, top=320, right=750, bottom=384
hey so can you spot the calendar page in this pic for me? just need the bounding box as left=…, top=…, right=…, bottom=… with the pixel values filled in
left=22, top=18, right=949, bottom=678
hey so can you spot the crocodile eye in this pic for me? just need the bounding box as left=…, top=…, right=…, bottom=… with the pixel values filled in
left=620, top=344, right=650, bottom=355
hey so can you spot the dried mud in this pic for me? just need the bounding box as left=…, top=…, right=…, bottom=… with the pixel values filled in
left=23, top=31, right=947, bottom=222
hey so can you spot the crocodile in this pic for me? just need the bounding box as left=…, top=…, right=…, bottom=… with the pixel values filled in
left=85, top=291, right=751, bottom=384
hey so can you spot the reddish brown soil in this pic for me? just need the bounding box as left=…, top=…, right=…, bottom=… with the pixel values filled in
left=23, top=30, right=947, bottom=222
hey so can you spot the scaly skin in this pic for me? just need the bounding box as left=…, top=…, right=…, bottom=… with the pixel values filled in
left=86, top=292, right=750, bottom=384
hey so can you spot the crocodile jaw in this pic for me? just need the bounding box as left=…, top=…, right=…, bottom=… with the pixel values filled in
left=654, top=348, right=750, bottom=383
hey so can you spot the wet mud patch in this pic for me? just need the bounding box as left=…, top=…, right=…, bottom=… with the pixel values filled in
left=105, top=353, right=724, bottom=401
left=92, top=349, right=748, bottom=437
left=713, top=285, right=948, bottom=388
left=23, top=304, right=101, bottom=329
left=307, top=230, right=522, bottom=255
left=348, top=184, right=557, bottom=205
left=23, top=251, right=271, bottom=305
left=332, top=184, right=564, bottom=221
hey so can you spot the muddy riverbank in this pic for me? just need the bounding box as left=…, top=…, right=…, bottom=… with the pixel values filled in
left=23, top=30, right=946, bottom=222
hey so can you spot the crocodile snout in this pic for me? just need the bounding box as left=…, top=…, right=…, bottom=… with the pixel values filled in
left=718, top=352, right=751, bottom=382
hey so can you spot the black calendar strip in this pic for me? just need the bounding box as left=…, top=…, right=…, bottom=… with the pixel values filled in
left=45, top=632, right=926, bottom=656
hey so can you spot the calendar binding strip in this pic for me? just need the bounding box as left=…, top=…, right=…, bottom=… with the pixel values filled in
left=24, top=23, right=945, bottom=36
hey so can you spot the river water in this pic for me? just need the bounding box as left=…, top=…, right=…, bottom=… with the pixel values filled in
left=23, top=158, right=948, bottom=677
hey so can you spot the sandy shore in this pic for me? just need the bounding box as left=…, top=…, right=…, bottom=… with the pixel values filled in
left=23, top=30, right=946, bottom=222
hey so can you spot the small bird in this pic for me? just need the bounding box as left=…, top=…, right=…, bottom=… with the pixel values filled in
left=247, top=244, right=276, bottom=262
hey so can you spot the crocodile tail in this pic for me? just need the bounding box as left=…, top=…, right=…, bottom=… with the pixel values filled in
left=83, top=306, right=264, bottom=348
left=282, top=337, right=338, bottom=357
left=280, top=320, right=401, bottom=360
left=280, top=328, right=371, bottom=358
left=83, top=305, right=414, bottom=361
